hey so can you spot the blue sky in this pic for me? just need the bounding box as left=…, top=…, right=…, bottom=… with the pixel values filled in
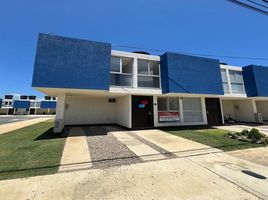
left=0, top=0, right=268, bottom=97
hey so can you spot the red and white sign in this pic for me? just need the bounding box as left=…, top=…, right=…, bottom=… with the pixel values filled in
left=158, top=112, right=180, bottom=122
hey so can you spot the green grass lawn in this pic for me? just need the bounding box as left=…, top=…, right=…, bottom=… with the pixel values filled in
left=162, top=127, right=266, bottom=151
left=0, top=120, right=66, bottom=180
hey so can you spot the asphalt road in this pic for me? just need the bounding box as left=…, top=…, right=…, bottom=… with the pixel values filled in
left=0, top=115, right=54, bottom=125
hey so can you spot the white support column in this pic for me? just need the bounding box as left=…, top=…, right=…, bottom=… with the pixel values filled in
left=54, top=93, right=66, bottom=133
left=226, top=68, right=232, bottom=94
left=251, top=99, right=257, bottom=113
left=179, top=97, right=184, bottom=124
left=133, top=58, right=138, bottom=88
left=153, top=95, right=158, bottom=127
left=201, top=97, right=208, bottom=124
left=128, top=94, right=132, bottom=128
left=219, top=98, right=225, bottom=124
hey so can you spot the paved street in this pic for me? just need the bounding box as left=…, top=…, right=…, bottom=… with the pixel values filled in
left=0, top=116, right=54, bottom=135
left=0, top=115, right=54, bottom=125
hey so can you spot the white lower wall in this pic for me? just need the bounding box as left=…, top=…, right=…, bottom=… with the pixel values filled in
left=256, top=101, right=268, bottom=121
left=232, top=100, right=255, bottom=122
left=64, top=96, right=117, bottom=125
left=222, top=100, right=235, bottom=120
left=116, top=95, right=131, bottom=128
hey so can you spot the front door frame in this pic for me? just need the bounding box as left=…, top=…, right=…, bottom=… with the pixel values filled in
left=131, top=95, right=154, bottom=129
left=205, top=97, right=223, bottom=126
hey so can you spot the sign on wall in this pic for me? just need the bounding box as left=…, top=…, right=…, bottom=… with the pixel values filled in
left=158, top=111, right=180, bottom=122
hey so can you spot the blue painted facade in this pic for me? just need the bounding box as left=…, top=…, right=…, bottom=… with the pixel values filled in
left=13, top=100, right=30, bottom=109
left=160, top=52, right=224, bottom=95
left=40, top=101, right=57, bottom=109
left=243, top=65, right=268, bottom=97
left=32, top=33, right=111, bottom=90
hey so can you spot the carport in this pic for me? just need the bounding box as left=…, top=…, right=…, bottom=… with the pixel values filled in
left=221, top=98, right=257, bottom=123
left=255, top=100, right=268, bottom=122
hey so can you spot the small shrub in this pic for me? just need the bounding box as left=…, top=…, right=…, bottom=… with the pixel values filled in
left=247, top=128, right=264, bottom=141
left=240, top=129, right=249, bottom=136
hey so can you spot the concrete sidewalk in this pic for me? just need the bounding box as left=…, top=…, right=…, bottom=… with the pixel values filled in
left=190, top=152, right=268, bottom=200
left=0, top=117, right=53, bottom=135
left=0, top=157, right=258, bottom=200
left=228, top=147, right=268, bottom=167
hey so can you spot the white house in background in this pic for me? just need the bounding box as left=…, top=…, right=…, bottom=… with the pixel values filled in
left=0, top=94, right=57, bottom=115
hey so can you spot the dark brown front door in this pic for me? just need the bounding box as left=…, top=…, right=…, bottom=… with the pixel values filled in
left=205, top=98, right=222, bottom=126
left=132, top=95, right=154, bottom=129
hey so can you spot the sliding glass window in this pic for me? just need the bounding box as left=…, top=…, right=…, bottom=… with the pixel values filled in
left=221, top=69, right=230, bottom=93
left=182, top=98, right=203, bottom=123
left=157, top=97, right=180, bottom=123
left=229, top=70, right=244, bottom=94
left=138, top=59, right=160, bottom=88
left=110, top=56, right=133, bottom=87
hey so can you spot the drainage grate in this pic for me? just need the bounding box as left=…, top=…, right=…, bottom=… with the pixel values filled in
left=241, top=170, right=267, bottom=180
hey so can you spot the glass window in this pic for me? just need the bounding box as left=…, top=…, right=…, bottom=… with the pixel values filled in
left=157, top=97, right=180, bottom=111
left=157, top=98, right=167, bottom=111
left=138, top=76, right=159, bottom=88
left=182, top=98, right=203, bottom=123
left=149, top=61, right=160, bottom=75
left=122, top=57, right=133, bottom=74
left=221, top=69, right=229, bottom=93
left=157, top=97, right=180, bottom=123
left=229, top=70, right=244, bottom=94
left=111, top=57, right=120, bottom=72
left=138, top=60, right=149, bottom=75
left=169, top=97, right=180, bottom=111
left=138, top=59, right=160, bottom=88
left=110, top=56, right=133, bottom=87
left=110, top=74, right=132, bottom=87
left=221, top=69, right=228, bottom=82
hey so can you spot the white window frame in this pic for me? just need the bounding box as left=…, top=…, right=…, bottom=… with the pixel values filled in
left=228, top=70, right=245, bottom=94
left=182, top=97, right=203, bottom=123
left=137, top=59, right=161, bottom=89
left=110, top=56, right=134, bottom=87
left=221, top=68, right=230, bottom=93
left=157, top=97, right=180, bottom=112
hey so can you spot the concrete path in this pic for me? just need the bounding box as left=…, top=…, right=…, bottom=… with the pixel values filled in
left=58, top=127, right=92, bottom=172
left=132, top=129, right=222, bottom=157
left=112, top=131, right=166, bottom=161
left=0, top=117, right=53, bottom=135
left=214, top=124, right=268, bottom=136
left=0, top=157, right=258, bottom=200
left=190, top=152, right=268, bottom=200
left=228, top=147, right=268, bottom=167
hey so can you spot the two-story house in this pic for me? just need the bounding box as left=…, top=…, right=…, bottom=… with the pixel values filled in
left=32, top=33, right=268, bottom=133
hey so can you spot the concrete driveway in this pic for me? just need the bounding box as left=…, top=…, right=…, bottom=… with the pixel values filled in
left=1, top=126, right=268, bottom=199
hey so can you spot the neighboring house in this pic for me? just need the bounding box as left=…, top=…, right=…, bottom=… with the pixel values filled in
left=0, top=94, right=57, bottom=115
left=32, top=33, right=268, bottom=133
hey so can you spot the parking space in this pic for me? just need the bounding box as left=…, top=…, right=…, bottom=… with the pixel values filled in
left=55, top=125, right=268, bottom=199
